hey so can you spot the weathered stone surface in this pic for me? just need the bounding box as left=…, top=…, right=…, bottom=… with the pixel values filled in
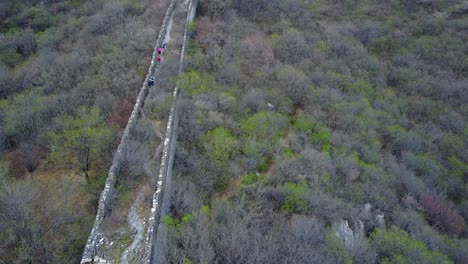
left=81, top=1, right=178, bottom=263
left=143, top=0, right=198, bottom=263
left=333, top=203, right=385, bottom=249
left=334, top=220, right=356, bottom=248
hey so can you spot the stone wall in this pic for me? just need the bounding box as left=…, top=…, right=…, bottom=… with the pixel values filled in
left=143, top=0, right=198, bottom=263
left=80, top=1, right=177, bottom=263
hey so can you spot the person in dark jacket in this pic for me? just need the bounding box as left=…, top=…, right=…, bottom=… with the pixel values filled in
left=148, top=76, right=155, bottom=86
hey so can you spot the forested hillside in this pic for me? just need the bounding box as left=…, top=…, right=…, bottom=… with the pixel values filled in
left=1, top=0, right=467, bottom=263
left=159, top=0, right=468, bottom=263
left=0, top=0, right=170, bottom=262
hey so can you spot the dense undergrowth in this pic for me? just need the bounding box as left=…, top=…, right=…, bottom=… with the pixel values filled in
left=0, top=0, right=170, bottom=262
left=160, top=0, right=467, bottom=263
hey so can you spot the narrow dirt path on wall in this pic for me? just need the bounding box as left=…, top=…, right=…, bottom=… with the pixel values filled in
left=150, top=0, right=197, bottom=262
left=120, top=11, right=176, bottom=264
left=120, top=186, right=147, bottom=264
left=80, top=0, right=178, bottom=262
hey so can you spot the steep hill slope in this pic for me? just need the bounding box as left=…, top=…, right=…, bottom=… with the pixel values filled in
left=159, top=0, right=467, bottom=263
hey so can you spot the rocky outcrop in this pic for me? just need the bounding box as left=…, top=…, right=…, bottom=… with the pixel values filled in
left=334, top=203, right=385, bottom=248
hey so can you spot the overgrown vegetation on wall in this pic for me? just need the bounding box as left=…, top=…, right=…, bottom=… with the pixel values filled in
left=0, top=0, right=170, bottom=262
left=161, top=0, right=467, bottom=263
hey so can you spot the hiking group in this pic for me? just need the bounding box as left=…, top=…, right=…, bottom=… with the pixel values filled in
left=148, top=42, right=167, bottom=87
left=157, top=42, right=166, bottom=62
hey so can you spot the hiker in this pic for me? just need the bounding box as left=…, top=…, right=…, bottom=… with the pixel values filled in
left=148, top=76, right=155, bottom=86
left=158, top=47, right=162, bottom=55
left=157, top=56, right=161, bottom=62
left=162, top=42, right=167, bottom=49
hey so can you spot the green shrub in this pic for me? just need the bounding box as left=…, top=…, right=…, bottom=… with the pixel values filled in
left=215, top=174, right=230, bottom=192
left=370, top=226, right=452, bottom=264
left=348, top=79, right=378, bottom=100
left=311, top=126, right=331, bottom=147
left=325, top=231, right=353, bottom=264
left=177, top=70, right=218, bottom=95
left=199, top=205, right=212, bottom=216
left=293, top=116, right=331, bottom=151
left=189, top=21, right=195, bottom=32
left=151, top=95, right=173, bottom=120
left=283, top=148, right=294, bottom=158
left=241, top=111, right=288, bottom=142
left=448, top=156, right=468, bottom=180
left=280, top=182, right=309, bottom=214
left=318, top=40, right=329, bottom=52
left=137, top=65, right=145, bottom=79
left=162, top=213, right=194, bottom=236
left=122, top=0, right=144, bottom=16
left=22, top=7, right=56, bottom=32
left=293, top=116, right=315, bottom=133
left=49, top=106, right=113, bottom=183
left=162, top=215, right=179, bottom=229
left=202, top=127, right=239, bottom=165
left=4, top=89, right=56, bottom=138
left=257, top=160, right=269, bottom=172
left=242, top=138, right=266, bottom=158
left=241, top=174, right=258, bottom=185
left=0, top=47, right=23, bottom=67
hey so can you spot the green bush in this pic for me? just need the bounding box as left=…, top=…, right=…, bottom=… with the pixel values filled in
left=18, top=7, right=56, bottom=32
left=215, top=174, right=230, bottom=192
left=3, top=89, right=56, bottom=138
left=122, top=0, right=144, bottom=16
left=162, top=213, right=194, bottom=237
left=241, top=112, right=289, bottom=165
left=199, top=205, right=212, bottom=216
left=37, top=27, right=64, bottom=49
left=318, top=40, right=330, bottom=52
left=293, top=116, right=331, bottom=151
left=241, top=173, right=258, bottom=185
left=177, top=70, right=218, bottom=96
left=280, top=182, right=309, bottom=214
left=348, top=79, right=378, bottom=100
left=370, top=226, right=452, bottom=264
left=325, top=231, right=353, bottom=264
left=293, top=116, right=315, bottom=133
left=137, top=65, right=145, bottom=79
left=0, top=47, right=23, bottom=67
left=49, top=106, right=113, bottom=183
left=203, top=127, right=239, bottom=165
left=448, top=156, right=468, bottom=180
left=241, top=111, right=288, bottom=142
left=151, top=95, right=173, bottom=120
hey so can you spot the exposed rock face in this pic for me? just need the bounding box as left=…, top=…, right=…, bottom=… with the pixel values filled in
left=334, top=220, right=361, bottom=248
left=267, top=103, right=275, bottom=111
left=362, top=203, right=385, bottom=228
left=376, top=214, right=385, bottom=227
left=334, top=203, right=385, bottom=248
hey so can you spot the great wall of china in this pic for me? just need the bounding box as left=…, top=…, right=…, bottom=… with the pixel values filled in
left=81, top=0, right=198, bottom=262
